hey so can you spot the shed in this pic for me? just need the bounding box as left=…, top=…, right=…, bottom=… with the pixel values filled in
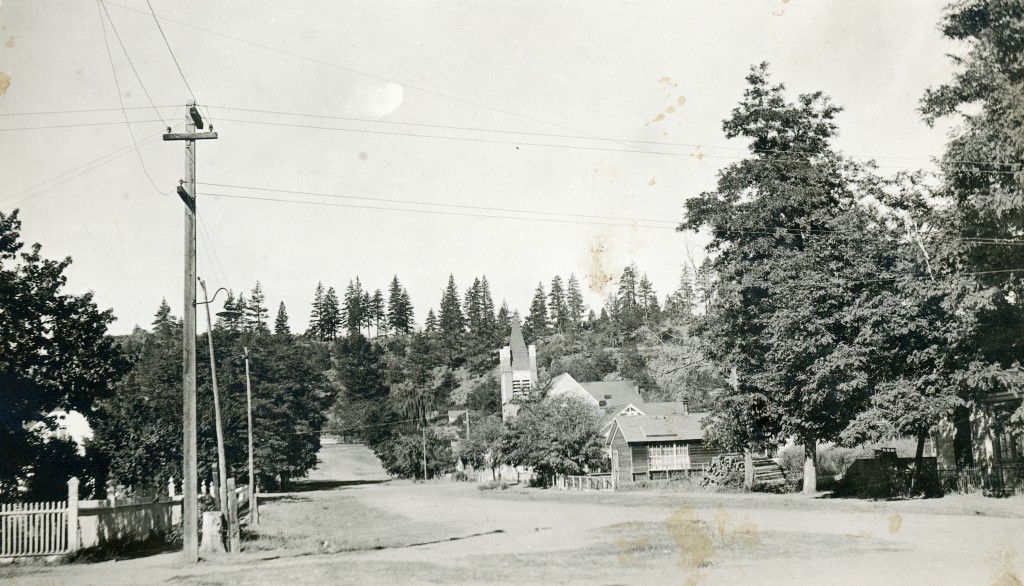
left=606, top=410, right=721, bottom=485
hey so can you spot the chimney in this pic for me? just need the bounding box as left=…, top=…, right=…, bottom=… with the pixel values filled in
left=682, top=398, right=689, bottom=415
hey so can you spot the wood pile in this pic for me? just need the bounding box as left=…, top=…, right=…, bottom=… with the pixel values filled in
left=699, top=452, right=744, bottom=488
left=699, top=453, right=787, bottom=490
left=750, top=456, right=786, bottom=489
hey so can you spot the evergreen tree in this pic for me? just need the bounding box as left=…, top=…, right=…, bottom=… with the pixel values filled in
left=236, top=293, right=250, bottom=333
left=274, top=301, right=291, bottom=335
left=523, top=282, right=549, bottom=341
left=307, top=282, right=325, bottom=339
left=496, top=301, right=512, bottom=338
left=387, top=275, right=415, bottom=335
left=479, top=276, right=497, bottom=341
left=371, top=289, right=385, bottom=337
left=361, top=290, right=373, bottom=336
left=637, top=273, right=659, bottom=320
left=344, top=278, right=364, bottom=335
left=548, top=275, right=570, bottom=334
left=665, top=267, right=697, bottom=320
left=152, top=298, right=175, bottom=337
left=463, top=278, right=484, bottom=337
left=566, top=274, right=586, bottom=328
left=246, top=281, right=270, bottom=334
left=322, top=287, right=342, bottom=341
left=438, top=275, right=465, bottom=363
left=425, top=308, right=439, bottom=333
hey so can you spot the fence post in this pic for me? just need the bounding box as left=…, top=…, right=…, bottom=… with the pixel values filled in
left=168, top=477, right=176, bottom=498
left=67, top=477, right=80, bottom=552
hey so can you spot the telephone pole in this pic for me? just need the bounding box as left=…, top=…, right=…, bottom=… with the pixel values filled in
left=243, top=347, right=258, bottom=524
left=199, top=279, right=229, bottom=519
left=164, top=100, right=217, bottom=563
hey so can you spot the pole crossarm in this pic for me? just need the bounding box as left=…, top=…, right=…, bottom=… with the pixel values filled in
left=164, top=132, right=219, bottom=141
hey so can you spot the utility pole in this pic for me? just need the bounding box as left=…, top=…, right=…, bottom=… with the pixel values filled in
left=243, top=347, right=258, bottom=525
left=164, top=100, right=217, bottom=563
left=199, top=278, right=229, bottom=520
left=422, top=428, right=427, bottom=481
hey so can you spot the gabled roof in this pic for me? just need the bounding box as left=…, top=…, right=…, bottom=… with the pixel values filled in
left=508, top=318, right=531, bottom=370
left=617, top=401, right=691, bottom=418
left=607, top=412, right=709, bottom=445
left=578, top=380, right=642, bottom=412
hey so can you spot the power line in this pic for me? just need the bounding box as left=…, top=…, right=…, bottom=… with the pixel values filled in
left=141, top=0, right=198, bottom=103
left=198, top=185, right=1024, bottom=247
left=199, top=182, right=679, bottom=225
left=96, top=0, right=168, bottom=129
left=97, top=0, right=168, bottom=195
left=0, top=125, right=179, bottom=207
left=198, top=191, right=679, bottom=230
left=0, top=105, right=178, bottom=117
left=0, top=119, right=170, bottom=132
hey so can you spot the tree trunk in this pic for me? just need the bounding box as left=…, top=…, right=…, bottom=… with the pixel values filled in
left=911, top=430, right=927, bottom=495
left=802, top=439, right=817, bottom=494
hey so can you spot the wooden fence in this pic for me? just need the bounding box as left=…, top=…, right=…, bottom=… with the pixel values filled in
left=0, top=501, right=70, bottom=557
left=557, top=474, right=614, bottom=491
left=1, top=476, right=252, bottom=559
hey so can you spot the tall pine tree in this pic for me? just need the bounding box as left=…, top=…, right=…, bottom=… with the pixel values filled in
left=274, top=301, right=291, bottom=335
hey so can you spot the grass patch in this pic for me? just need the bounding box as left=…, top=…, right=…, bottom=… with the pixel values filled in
left=243, top=491, right=450, bottom=555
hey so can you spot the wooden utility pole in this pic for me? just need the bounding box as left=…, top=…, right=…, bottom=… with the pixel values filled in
left=243, top=347, right=258, bottom=524
left=164, top=100, right=217, bottom=563
left=422, top=428, right=428, bottom=480
left=199, top=278, right=229, bottom=518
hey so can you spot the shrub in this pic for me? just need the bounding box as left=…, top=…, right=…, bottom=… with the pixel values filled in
left=477, top=479, right=510, bottom=491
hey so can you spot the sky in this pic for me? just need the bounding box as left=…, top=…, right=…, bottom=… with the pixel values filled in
left=0, top=0, right=959, bottom=335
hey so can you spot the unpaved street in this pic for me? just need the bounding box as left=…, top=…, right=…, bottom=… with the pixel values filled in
left=4, top=444, right=1022, bottom=585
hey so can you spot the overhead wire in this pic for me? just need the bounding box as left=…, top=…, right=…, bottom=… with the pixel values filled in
left=0, top=119, right=171, bottom=132
left=97, top=0, right=169, bottom=195
left=142, top=0, right=197, bottom=105
left=0, top=125, right=179, bottom=208
left=199, top=182, right=679, bottom=225
left=198, top=191, right=679, bottom=230
left=96, top=0, right=168, bottom=129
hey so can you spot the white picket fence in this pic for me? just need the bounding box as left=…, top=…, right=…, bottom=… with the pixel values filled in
left=0, top=501, right=70, bottom=557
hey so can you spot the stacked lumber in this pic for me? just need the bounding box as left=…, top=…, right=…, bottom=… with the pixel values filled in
left=698, top=453, right=787, bottom=490
left=750, top=456, right=786, bottom=489
left=699, top=452, right=745, bottom=488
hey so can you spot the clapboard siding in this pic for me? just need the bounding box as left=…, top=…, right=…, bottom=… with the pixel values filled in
left=631, top=444, right=649, bottom=474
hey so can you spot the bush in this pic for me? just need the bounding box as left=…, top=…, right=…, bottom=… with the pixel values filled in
left=477, top=479, right=510, bottom=491
left=453, top=471, right=470, bottom=482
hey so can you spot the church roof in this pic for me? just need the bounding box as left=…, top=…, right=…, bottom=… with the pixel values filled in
left=508, top=318, right=531, bottom=369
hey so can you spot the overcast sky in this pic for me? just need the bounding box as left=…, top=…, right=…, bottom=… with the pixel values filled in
left=1, top=0, right=956, bottom=335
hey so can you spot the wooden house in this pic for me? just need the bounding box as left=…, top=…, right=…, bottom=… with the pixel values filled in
left=606, top=402, right=721, bottom=486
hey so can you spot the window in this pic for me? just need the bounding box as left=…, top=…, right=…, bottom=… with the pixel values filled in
left=512, top=378, right=531, bottom=399
left=649, top=443, right=691, bottom=471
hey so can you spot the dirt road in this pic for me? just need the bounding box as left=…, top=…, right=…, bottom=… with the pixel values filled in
left=4, top=443, right=1022, bottom=585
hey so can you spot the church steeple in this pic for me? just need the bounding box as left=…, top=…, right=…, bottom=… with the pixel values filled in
left=498, top=313, right=538, bottom=422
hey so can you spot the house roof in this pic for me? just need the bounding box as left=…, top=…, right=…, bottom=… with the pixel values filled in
left=608, top=412, right=709, bottom=444
left=620, top=401, right=690, bottom=417
left=578, top=380, right=642, bottom=412
left=508, top=318, right=531, bottom=370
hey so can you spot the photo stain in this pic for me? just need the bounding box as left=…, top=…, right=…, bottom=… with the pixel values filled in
left=989, top=547, right=1022, bottom=586
left=692, top=146, right=705, bottom=162
left=0, top=70, right=10, bottom=97
left=888, top=513, right=902, bottom=533
left=648, top=177, right=656, bottom=186
left=4, top=35, right=12, bottom=48
left=669, top=505, right=760, bottom=586
left=587, top=235, right=615, bottom=295
left=647, top=93, right=686, bottom=125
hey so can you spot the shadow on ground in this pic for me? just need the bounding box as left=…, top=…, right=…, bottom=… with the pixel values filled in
left=286, top=479, right=391, bottom=493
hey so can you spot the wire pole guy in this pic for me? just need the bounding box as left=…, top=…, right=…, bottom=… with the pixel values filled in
left=164, top=100, right=218, bottom=563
